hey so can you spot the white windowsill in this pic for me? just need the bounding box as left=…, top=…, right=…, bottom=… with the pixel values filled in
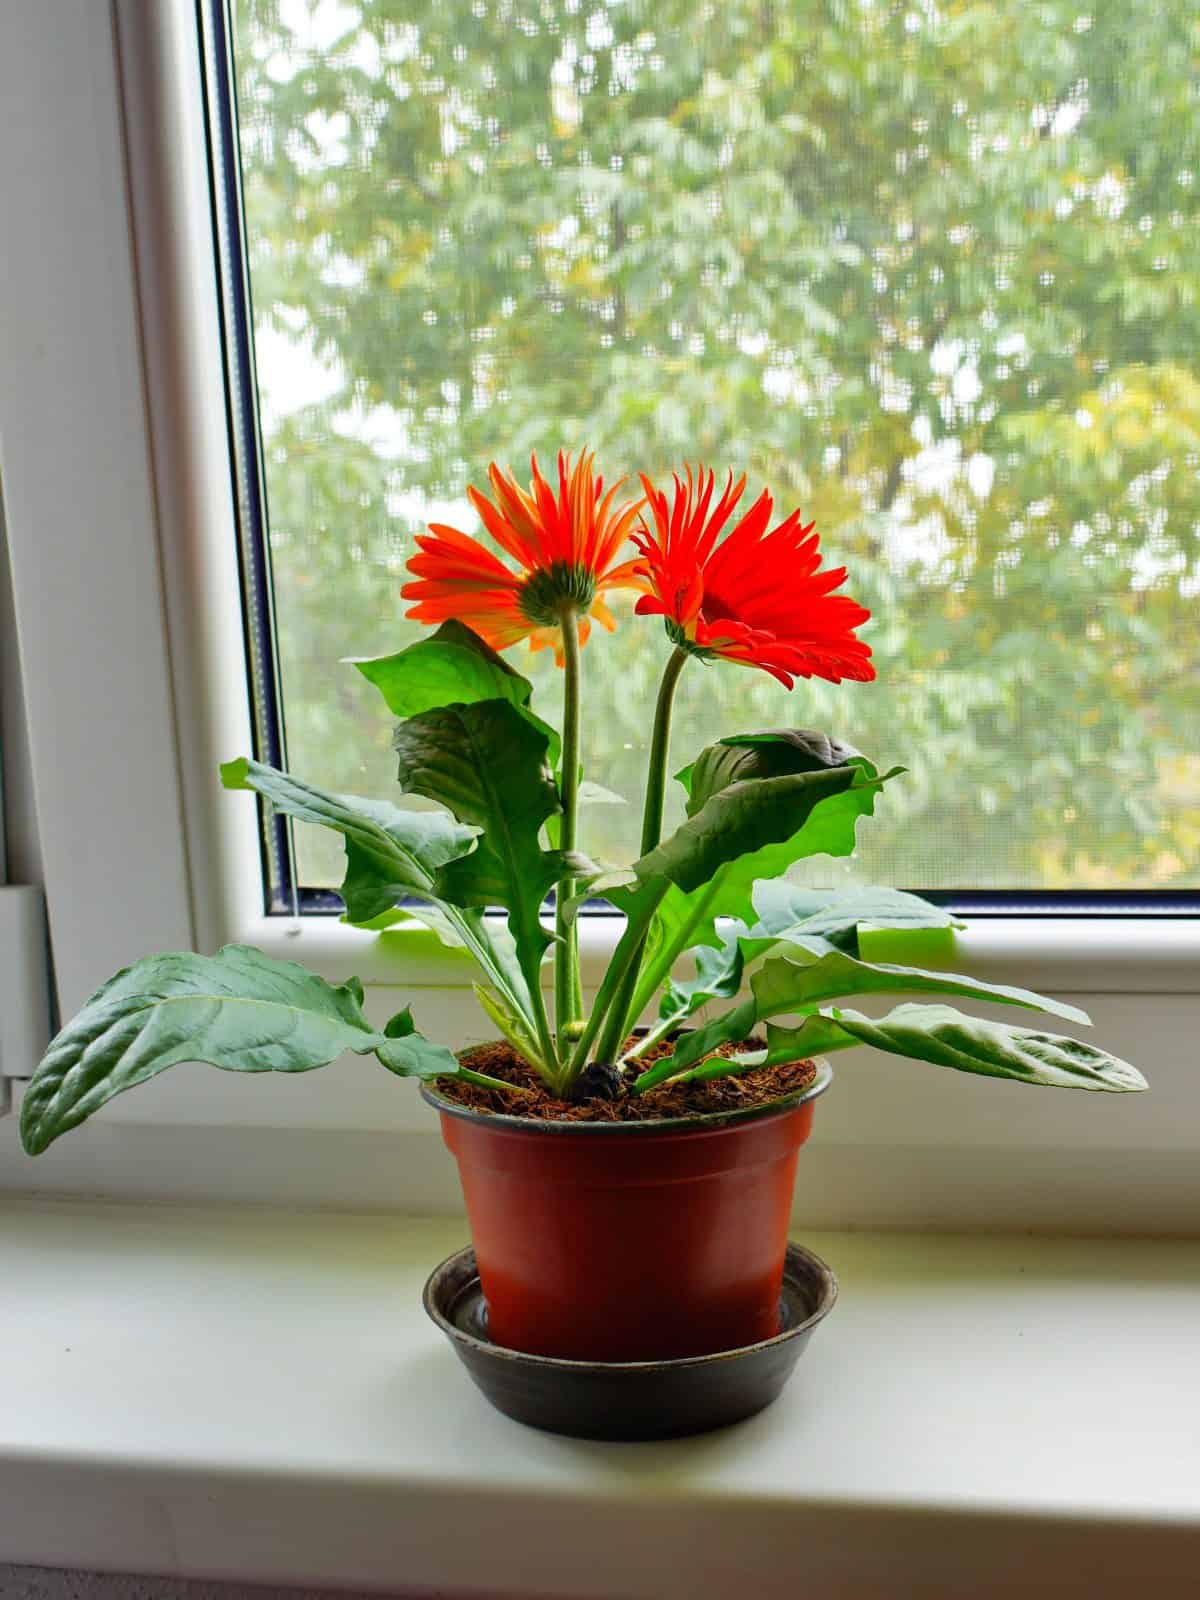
left=3, top=1199, right=1198, bottom=1598
left=234, top=911, right=1200, bottom=994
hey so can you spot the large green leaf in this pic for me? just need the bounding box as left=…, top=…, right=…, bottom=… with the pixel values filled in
left=634, top=945, right=1093, bottom=1090
left=678, top=730, right=865, bottom=815
left=638, top=765, right=875, bottom=894
left=221, top=758, right=478, bottom=923
left=20, top=945, right=457, bottom=1155
left=396, top=902, right=538, bottom=1027
left=353, top=620, right=559, bottom=765
left=647, top=1001, right=1146, bottom=1095
left=393, top=697, right=565, bottom=987
left=617, top=758, right=900, bottom=1032
left=759, top=1002, right=1147, bottom=1093
left=220, top=756, right=541, bottom=1040
left=752, top=946, right=1090, bottom=1025
left=376, top=898, right=522, bottom=989
left=649, top=884, right=956, bottom=1042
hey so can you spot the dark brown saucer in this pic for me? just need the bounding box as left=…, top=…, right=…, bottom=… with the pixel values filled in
left=423, top=1241, right=837, bottom=1440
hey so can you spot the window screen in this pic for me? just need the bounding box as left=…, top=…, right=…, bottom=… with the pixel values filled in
left=204, top=0, right=1200, bottom=912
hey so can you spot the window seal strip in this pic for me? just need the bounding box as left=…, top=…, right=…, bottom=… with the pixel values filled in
left=196, top=0, right=297, bottom=916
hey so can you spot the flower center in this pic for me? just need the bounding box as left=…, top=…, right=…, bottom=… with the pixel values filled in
left=518, top=561, right=597, bottom=626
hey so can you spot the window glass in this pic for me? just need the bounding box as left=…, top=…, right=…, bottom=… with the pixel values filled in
left=229, top=0, right=1200, bottom=895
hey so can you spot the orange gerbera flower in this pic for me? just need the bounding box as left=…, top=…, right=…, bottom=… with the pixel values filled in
left=632, top=467, right=875, bottom=688
left=401, top=450, right=645, bottom=658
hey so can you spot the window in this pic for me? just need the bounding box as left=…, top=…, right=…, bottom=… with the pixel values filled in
left=0, top=2, right=1195, bottom=1220
left=210, top=0, right=1199, bottom=916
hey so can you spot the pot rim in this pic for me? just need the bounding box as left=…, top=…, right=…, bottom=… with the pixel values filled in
left=423, top=1240, right=839, bottom=1374
left=420, top=1055, right=833, bottom=1135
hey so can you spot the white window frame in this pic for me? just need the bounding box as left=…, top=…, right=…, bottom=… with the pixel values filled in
left=0, top=1, right=1196, bottom=1220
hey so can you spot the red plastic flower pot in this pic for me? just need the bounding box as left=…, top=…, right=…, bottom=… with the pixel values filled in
left=422, top=1059, right=832, bottom=1362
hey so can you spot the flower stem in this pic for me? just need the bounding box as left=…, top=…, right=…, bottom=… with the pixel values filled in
left=638, top=645, right=690, bottom=856
left=589, top=645, right=689, bottom=1066
left=567, top=878, right=671, bottom=1077
left=554, top=609, right=584, bottom=1053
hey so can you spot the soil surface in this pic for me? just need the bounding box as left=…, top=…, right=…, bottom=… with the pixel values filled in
left=435, top=1037, right=818, bottom=1123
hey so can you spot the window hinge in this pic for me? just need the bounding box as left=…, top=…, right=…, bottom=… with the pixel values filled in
left=0, top=885, right=50, bottom=1100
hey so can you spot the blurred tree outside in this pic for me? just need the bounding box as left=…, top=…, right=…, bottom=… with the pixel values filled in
left=232, top=0, right=1200, bottom=892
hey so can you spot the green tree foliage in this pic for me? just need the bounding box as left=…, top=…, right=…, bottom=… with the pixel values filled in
left=233, top=0, right=1200, bottom=891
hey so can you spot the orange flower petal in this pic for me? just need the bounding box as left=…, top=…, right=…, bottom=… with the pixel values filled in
left=404, top=448, right=643, bottom=662
left=635, top=464, right=873, bottom=688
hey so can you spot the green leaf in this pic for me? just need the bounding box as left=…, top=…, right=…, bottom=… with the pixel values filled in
left=637, top=764, right=885, bottom=896
left=395, top=905, right=548, bottom=1060
left=353, top=620, right=559, bottom=765
left=678, top=729, right=865, bottom=816
left=635, top=944, right=1091, bottom=1091
left=658, top=938, right=745, bottom=1026
left=221, top=757, right=478, bottom=924
left=640, top=940, right=1100, bottom=1094
left=375, top=1003, right=460, bottom=1077
left=749, top=945, right=1091, bottom=1025
left=747, top=882, right=959, bottom=956
left=19, top=945, right=452, bottom=1155
left=220, top=756, right=547, bottom=1054
left=761, top=1003, right=1147, bottom=1093
left=393, top=697, right=564, bottom=989
left=352, top=619, right=527, bottom=716
left=677, top=1042, right=844, bottom=1090
left=375, top=1034, right=458, bottom=1078
left=383, top=1006, right=417, bottom=1038
left=617, top=758, right=901, bottom=1028
left=652, top=884, right=957, bottom=1037
left=630, top=996, right=759, bottom=1090
left=472, top=981, right=541, bottom=1064
left=647, top=907, right=968, bottom=1057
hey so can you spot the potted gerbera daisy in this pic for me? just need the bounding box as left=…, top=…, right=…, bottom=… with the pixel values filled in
left=20, top=450, right=1144, bottom=1438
